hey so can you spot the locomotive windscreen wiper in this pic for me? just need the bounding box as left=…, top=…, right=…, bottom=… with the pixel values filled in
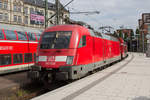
left=51, top=33, right=58, bottom=49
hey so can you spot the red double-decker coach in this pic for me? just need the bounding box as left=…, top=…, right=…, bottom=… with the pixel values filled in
left=0, top=24, right=41, bottom=74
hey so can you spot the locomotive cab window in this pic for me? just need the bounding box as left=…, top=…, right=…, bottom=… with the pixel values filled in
left=40, top=31, right=72, bottom=49
left=0, top=29, right=4, bottom=39
left=78, top=35, right=86, bottom=48
left=0, top=54, right=11, bottom=65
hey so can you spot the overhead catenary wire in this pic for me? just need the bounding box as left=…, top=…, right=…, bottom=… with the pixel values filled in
left=69, top=7, right=106, bottom=32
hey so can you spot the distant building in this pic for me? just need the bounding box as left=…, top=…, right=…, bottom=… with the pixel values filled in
left=138, top=13, right=150, bottom=52
left=139, top=13, right=150, bottom=34
left=0, top=0, right=69, bottom=31
left=116, top=29, right=134, bottom=51
left=117, top=29, right=133, bottom=38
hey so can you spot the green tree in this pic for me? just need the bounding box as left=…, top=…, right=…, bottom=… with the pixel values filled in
left=119, top=30, right=123, bottom=38
left=130, top=29, right=134, bottom=41
left=124, top=33, right=128, bottom=42
left=136, top=28, right=140, bottom=34
left=131, top=30, right=134, bottom=37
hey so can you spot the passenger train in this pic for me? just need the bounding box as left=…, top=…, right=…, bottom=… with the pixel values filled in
left=28, top=25, right=127, bottom=82
left=0, top=24, right=41, bottom=74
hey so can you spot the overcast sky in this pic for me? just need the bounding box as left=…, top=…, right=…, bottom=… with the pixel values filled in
left=48, top=0, right=150, bottom=32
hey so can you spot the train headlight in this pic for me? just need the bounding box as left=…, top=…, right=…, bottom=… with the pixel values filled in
left=66, top=56, right=74, bottom=65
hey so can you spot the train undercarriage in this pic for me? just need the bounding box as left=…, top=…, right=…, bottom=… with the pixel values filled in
left=28, top=55, right=124, bottom=84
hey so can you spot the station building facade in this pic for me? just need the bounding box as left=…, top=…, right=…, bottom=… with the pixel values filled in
left=0, top=0, right=69, bottom=31
left=138, top=13, right=150, bottom=52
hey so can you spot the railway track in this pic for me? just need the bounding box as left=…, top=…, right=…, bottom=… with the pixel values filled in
left=0, top=71, right=69, bottom=100
left=0, top=55, right=129, bottom=100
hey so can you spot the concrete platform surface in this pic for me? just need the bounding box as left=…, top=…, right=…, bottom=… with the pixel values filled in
left=33, top=53, right=150, bottom=100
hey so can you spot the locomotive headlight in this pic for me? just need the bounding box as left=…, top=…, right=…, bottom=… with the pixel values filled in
left=66, top=56, right=74, bottom=65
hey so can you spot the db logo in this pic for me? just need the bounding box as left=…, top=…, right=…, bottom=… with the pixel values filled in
left=47, top=56, right=55, bottom=65
left=48, top=56, right=55, bottom=62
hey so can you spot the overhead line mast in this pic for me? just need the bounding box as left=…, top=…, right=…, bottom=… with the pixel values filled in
left=45, top=0, right=100, bottom=28
left=45, top=0, right=48, bottom=28
left=56, top=0, right=60, bottom=25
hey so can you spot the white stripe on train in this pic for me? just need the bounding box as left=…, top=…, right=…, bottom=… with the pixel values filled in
left=0, top=40, right=38, bottom=43
left=0, top=63, right=34, bottom=74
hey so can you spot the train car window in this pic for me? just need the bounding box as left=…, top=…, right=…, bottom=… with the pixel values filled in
left=4, top=30, right=17, bottom=40
left=40, top=31, right=72, bottom=49
left=24, top=53, right=32, bottom=63
left=36, top=34, right=41, bottom=40
left=13, top=54, right=23, bottom=64
left=78, top=36, right=86, bottom=48
left=0, top=29, right=4, bottom=39
left=34, top=53, right=36, bottom=62
left=0, top=54, right=11, bottom=65
left=27, top=32, right=36, bottom=41
left=17, top=31, right=27, bottom=40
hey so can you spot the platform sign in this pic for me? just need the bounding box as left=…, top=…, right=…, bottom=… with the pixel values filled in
left=142, top=13, right=150, bottom=23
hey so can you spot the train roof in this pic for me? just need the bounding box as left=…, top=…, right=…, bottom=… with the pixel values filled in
left=0, top=23, right=43, bottom=34
left=44, top=24, right=119, bottom=41
left=44, top=24, right=90, bottom=35
left=89, top=29, right=119, bottom=41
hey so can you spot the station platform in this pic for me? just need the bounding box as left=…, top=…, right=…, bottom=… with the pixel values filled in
left=33, top=53, right=150, bottom=100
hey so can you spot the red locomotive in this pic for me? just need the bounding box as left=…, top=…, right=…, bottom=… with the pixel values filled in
left=0, top=24, right=41, bottom=74
left=28, top=25, right=127, bottom=82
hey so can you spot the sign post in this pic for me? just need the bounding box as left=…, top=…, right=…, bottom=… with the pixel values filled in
left=146, top=33, right=150, bottom=57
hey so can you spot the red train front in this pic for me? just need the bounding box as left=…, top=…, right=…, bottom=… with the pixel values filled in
left=28, top=25, right=126, bottom=82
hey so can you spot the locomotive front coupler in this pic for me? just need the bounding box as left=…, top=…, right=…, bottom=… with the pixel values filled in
left=27, top=65, right=42, bottom=79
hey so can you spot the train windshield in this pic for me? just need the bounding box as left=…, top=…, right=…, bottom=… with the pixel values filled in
left=40, top=31, right=72, bottom=49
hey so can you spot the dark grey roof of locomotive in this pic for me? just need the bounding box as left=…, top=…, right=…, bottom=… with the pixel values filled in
left=89, top=29, right=119, bottom=42
left=101, top=33, right=119, bottom=41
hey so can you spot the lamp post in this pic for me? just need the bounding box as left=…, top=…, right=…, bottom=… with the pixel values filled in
left=45, top=0, right=48, bottom=28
